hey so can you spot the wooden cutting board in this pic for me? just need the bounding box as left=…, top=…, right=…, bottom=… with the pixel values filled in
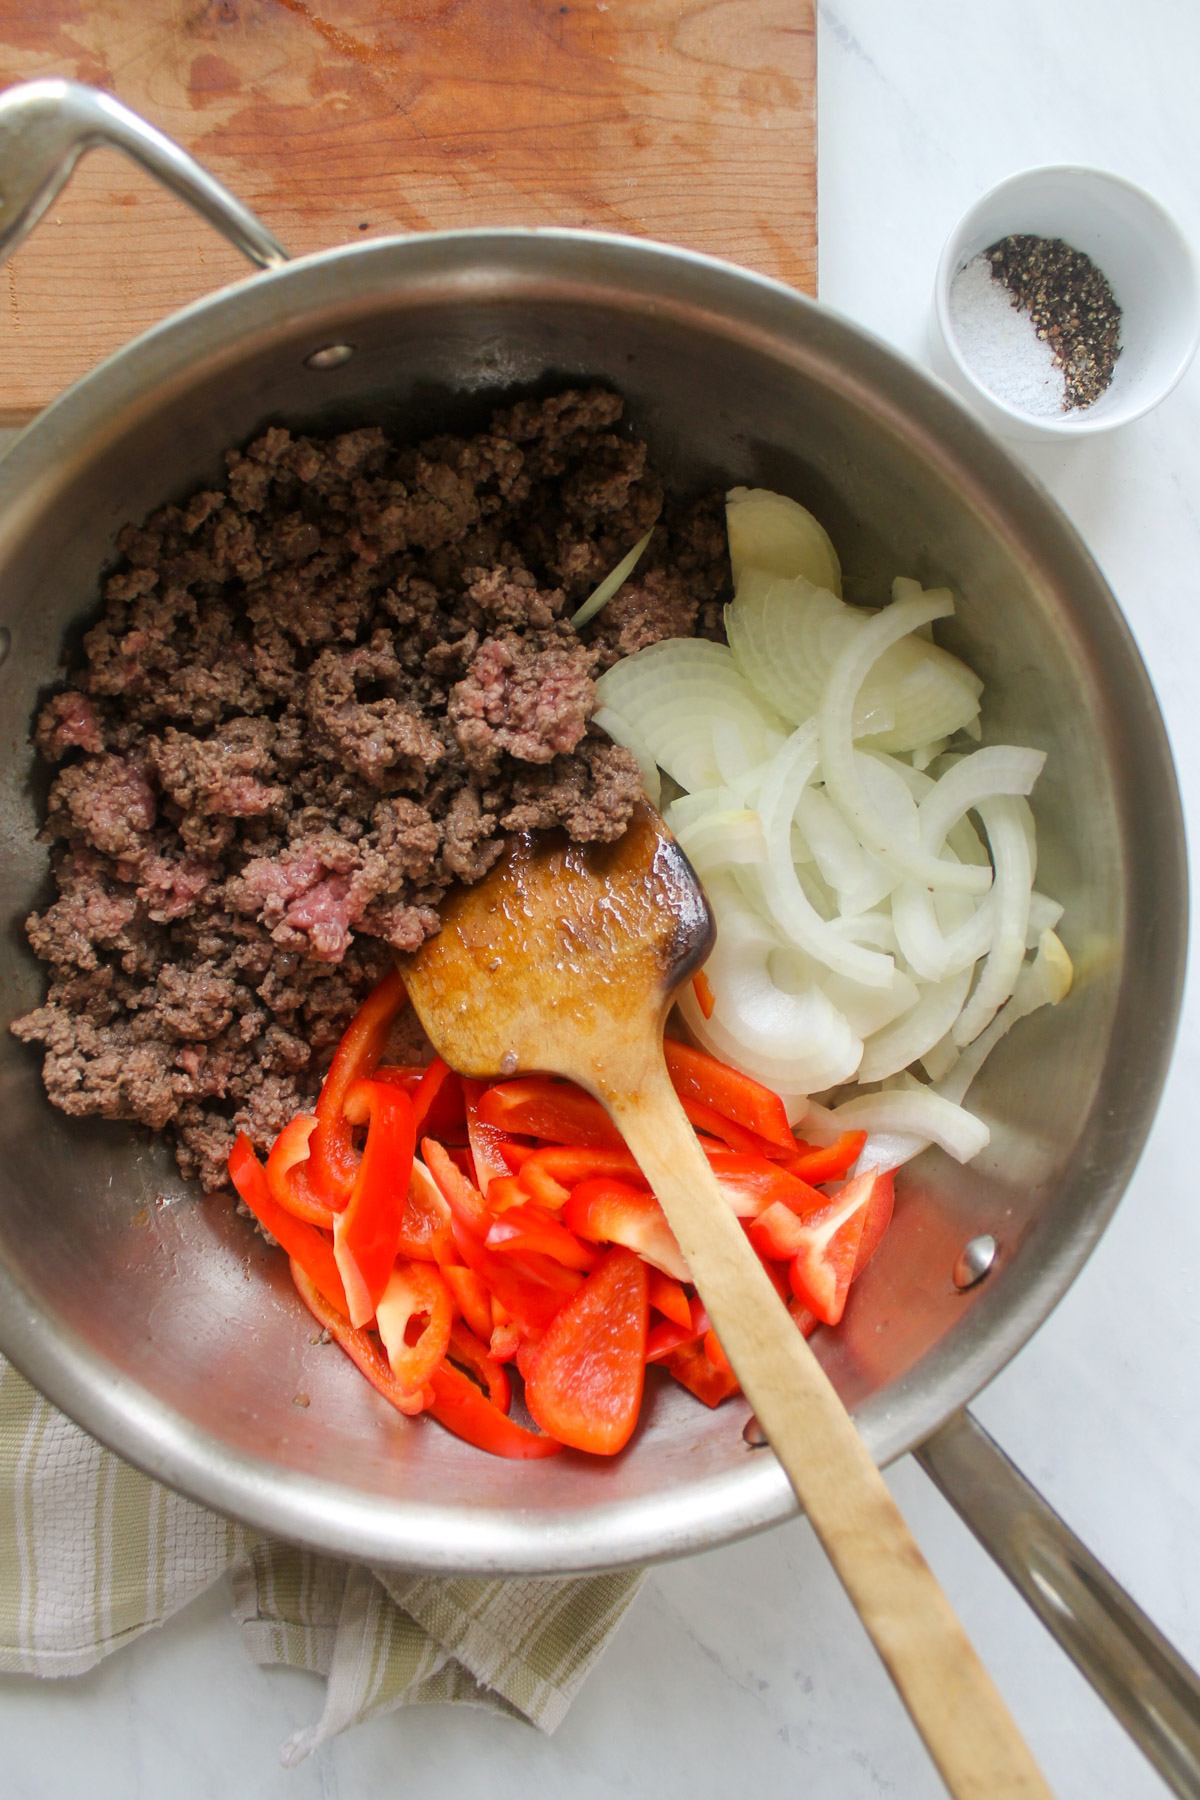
left=0, top=0, right=815, bottom=425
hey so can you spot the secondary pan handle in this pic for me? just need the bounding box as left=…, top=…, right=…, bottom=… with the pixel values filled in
left=919, top=1409, right=1200, bottom=1799
left=0, top=78, right=288, bottom=271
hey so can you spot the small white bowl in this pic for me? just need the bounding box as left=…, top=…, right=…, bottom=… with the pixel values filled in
left=931, top=165, right=1200, bottom=440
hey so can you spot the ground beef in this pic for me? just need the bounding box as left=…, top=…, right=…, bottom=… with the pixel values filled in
left=12, top=388, right=730, bottom=1190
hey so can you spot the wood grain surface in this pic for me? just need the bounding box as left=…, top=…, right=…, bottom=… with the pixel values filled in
left=0, top=0, right=816, bottom=422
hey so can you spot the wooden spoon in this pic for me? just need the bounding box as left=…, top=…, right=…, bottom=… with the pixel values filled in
left=398, top=800, right=1052, bottom=1800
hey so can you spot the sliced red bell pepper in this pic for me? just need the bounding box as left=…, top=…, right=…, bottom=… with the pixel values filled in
left=484, top=1174, right=529, bottom=1214
left=564, top=1176, right=690, bottom=1283
left=524, top=1247, right=649, bottom=1455
left=422, top=1136, right=491, bottom=1237
left=440, top=1263, right=494, bottom=1341
left=518, top=1158, right=572, bottom=1211
left=703, top=1328, right=735, bottom=1379
left=228, top=1133, right=349, bottom=1317
left=426, top=1360, right=562, bottom=1459
left=450, top=1214, right=583, bottom=1333
left=308, top=968, right=407, bottom=1205
left=486, top=1202, right=599, bottom=1273
left=788, top=1296, right=819, bottom=1338
left=408, top=1056, right=465, bottom=1142
left=691, top=968, right=716, bottom=1020
left=663, top=1039, right=793, bottom=1149
left=264, top=1113, right=336, bottom=1229
left=783, top=1130, right=868, bottom=1185
left=332, top=1078, right=416, bottom=1328
left=781, top=1168, right=878, bottom=1327
left=396, top=1158, right=456, bottom=1265
left=700, top=1146, right=828, bottom=1221
left=289, top=1257, right=429, bottom=1417
left=646, top=1268, right=692, bottom=1330
left=662, top=1336, right=741, bottom=1407
left=645, top=1316, right=702, bottom=1362
left=518, top=1145, right=650, bottom=1190
left=374, top=1258, right=453, bottom=1396
left=678, top=1095, right=779, bottom=1156
left=490, top=1319, right=523, bottom=1363
left=852, top=1169, right=895, bottom=1278
left=445, top=1320, right=511, bottom=1413
left=477, top=1078, right=624, bottom=1148
left=464, top=1077, right=525, bottom=1193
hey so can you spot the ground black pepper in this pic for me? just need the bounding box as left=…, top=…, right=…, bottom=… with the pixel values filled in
left=984, top=234, right=1122, bottom=409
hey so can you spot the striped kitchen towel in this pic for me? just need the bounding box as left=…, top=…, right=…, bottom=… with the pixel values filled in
left=0, top=1356, right=643, bottom=1763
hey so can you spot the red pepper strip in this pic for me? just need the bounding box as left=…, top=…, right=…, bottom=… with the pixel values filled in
left=464, top=1078, right=525, bottom=1193
left=397, top=1159, right=457, bottom=1265
left=782, top=1131, right=868, bottom=1185
left=477, top=1078, right=625, bottom=1149
left=703, top=1328, right=734, bottom=1378
left=763, top=1169, right=876, bottom=1327
left=309, top=969, right=406, bottom=1205
left=486, top=1202, right=599, bottom=1273
left=519, top=1145, right=650, bottom=1190
left=663, top=1038, right=793, bottom=1149
left=426, top=1360, right=562, bottom=1459
left=515, top=1333, right=544, bottom=1384
left=229, top=1133, right=349, bottom=1317
left=289, top=1258, right=429, bottom=1416
left=490, top=1320, right=523, bottom=1363
left=405, top=1056, right=453, bottom=1139
left=372, top=1065, right=424, bottom=1096
left=647, top=1268, right=692, bottom=1329
left=446, top=1321, right=511, bottom=1413
left=691, top=969, right=716, bottom=1020
left=519, top=1158, right=572, bottom=1211
left=332, top=1078, right=416, bottom=1328
left=450, top=1215, right=583, bottom=1333
left=852, top=1169, right=895, bottom=1278
left=645, top=1317, right=702, bottom=1362
left=662, top=1338, right=741, bottom=1407
left=564, top=1177, right=690, bottom=1284
left=441, top=1263, right=494, bottom=1341
left=422, top=1137, right=491, bottom=1237
left=485, top=1174, right=529, bottom=1215
left=678, top=1096, right=779, bottom=1157
left=525, top=1247, right=649, bottom=1455
left=265, top=1114, right=337, bottom=1229
left=375, top=1258, right=454, bottom=1396
left=788, top=1297, right=819, bottom=1338
left=700, top=1145, right=827, bottom=1221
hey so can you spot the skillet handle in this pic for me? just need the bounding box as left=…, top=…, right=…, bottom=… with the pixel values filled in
left=918, top=1409, right=1200, bottom=1800
left=0, top=79, right=287, bottom=270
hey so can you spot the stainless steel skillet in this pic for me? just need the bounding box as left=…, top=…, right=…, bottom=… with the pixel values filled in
left=0, top=80, right=1195, bottom=1793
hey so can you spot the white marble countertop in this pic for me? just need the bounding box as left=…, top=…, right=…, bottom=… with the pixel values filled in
left=4, top=3, right=1200, bottom=1795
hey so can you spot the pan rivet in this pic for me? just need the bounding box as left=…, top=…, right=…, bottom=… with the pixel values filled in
left=305, top=343, right=355, bottom=370
left=0, top=626, right=9, bottom=666
left=742, top=1414, right=769, bottom=1449
left=953, top=1233, right=998, bottom=1290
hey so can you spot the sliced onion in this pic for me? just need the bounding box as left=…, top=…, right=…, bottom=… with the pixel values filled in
left=675, top=808, right=766, bottom=873
left=726, top=570, right=981, bottom=748
left=831, top=1087, right=990, bottom=1163
left=570, top=527, right=655, bottom=628
left=726, top=487, right=842, bottom=593
left=756, top=724, right=897, bottom=988
left=916, top=745, right=1046, bottom=853
left=939, top=929, right=1073, bottom=1106
left=857, top=965, right=974, bottom=1083
left=794, top=785, right=896, bottom=914
left=820, top=965, right=921, bottom=1039
left=952, top=797, right=1034, bottom=1046
left=591, top=704, right=661, bottom=808
left=818, top=589, right=993, bottom=894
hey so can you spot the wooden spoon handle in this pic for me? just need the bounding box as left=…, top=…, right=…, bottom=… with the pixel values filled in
left=606, top=1059, right=1054, bottom=1800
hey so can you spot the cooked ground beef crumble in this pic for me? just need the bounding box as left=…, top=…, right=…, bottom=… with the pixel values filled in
left=12, top=389, right=730, bottom=1191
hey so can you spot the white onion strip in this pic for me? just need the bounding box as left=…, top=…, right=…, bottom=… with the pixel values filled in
left=570, top=527, right=654, bottom=627
left=952, top=796, right=1035, bottom=1046
left=831, top=1088, right=990, bottom=1163
left=818, top=590, right=993, bottom=893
